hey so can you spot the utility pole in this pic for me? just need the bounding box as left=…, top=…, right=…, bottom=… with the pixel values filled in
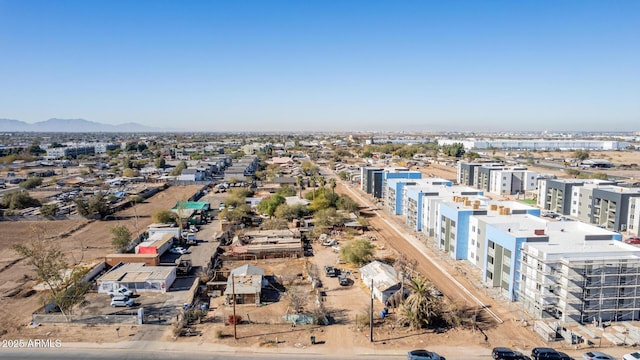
left=370, top=278, right=374, bottom=342
left=232, top=274, right=237, bottom=340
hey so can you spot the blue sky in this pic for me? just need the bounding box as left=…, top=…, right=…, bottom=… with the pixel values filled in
left=0, top=1, right=638, bottom=132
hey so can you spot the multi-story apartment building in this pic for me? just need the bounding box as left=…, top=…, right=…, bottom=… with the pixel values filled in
left=381, top=170, right=422, bottom=200
left=628, top=197, right=640, bottom=237
left=360, top=167, right=383, bottom=194
left=457, top=162, right=487, bottom=186
left=590, top=186, right=640, bottom=232
left=45, top=144, right=97, bottom=159
left=474, top=164, right=506, bottom=192
left=488, top=168, right=538, bottom=196
left=462, top=201, right=541, bottom=268
left=539, top=179, right=589, bottom=215
left=419, top=186, right=484, bottom=238
left=385, top=178, right=451, bottom=215
left=518, top=223, right=632, bottom=324
left=440, top=198, right=540, bottom=263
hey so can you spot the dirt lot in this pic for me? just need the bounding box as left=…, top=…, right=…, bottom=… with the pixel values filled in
left=0, top=184, right=202, bottom=338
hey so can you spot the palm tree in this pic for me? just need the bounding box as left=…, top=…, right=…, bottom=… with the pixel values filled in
left=397, top=275, right=440, bottom=330
left=329, top=178, right=336, bottom=196
left=296, top=175, right=303, bottom=198
left=308, top=177, right=316, bottom=200
left=318, top=176, right=326, bottom=197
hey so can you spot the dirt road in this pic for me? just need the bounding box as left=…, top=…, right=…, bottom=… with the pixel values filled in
left=324, top=166, right=543, bottom=347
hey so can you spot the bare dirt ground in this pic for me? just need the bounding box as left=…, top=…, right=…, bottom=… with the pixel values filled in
left=4, top=155, right=640, bottom=357
left=0, top=184, right=202, bottom=338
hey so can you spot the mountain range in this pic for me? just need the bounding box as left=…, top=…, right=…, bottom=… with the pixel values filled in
left=0, top=118, right=169, bottom=132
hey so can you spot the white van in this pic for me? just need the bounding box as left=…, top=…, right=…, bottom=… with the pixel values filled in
left=623, top=353, right=640, bottom=360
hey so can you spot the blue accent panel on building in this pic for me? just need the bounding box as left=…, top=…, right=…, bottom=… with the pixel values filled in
left=526, top=208, right=541, bottom=217
left=485, top=225, right=525, bottom=301
left=439, top=203, right=472, bottom=260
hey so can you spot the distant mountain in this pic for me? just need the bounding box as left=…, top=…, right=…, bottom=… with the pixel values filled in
left=0, top=118, right=168, bottom=132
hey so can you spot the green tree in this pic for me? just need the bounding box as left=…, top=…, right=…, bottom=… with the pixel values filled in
left=155, top=157, right=166, bottom=169
left=301, top=161, right=319, bottom=176
left=40, top=203, right=60, bottom=217
left=575, top=149, right=590, bottom=161
left=257, top=195, right=286, bottom=217
left=20, top=176, right=43, bottom=189
left=339, top=239, right=374, bottom=266
left=153, top=209, right=176, bottom=224
left=313, top=207, right=345, bottom=231
left=260, top=218, right=289, bottom=230
left=123, top=168, right=140, bottom=177
left=464, top=151, right=480, bottom=162
left=1, top=190, right=41, bottom=210
left=397, top=275, right=442, bottom=330
left=309, top=195, right=331, bottom=212
left=74, top=193, right=111, bottom=219
left=275, top=186, right=296, bottom=197
left=338, top=171, right=349, bottom=181
left=170, top=161, right=187, bottom=176
left=336, top=195, right=359, bottom=213
left=110, top=225, right=132, bottom=252
left=12, top=224, right=89, bottom=319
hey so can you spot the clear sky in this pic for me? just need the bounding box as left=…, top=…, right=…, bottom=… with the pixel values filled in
left=0, top=1, right=638, bottom=132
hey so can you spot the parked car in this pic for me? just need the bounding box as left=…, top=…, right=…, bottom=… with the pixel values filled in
left=625, top=237, right=640, bottom=244
left=532, top=348, right=562, bottom=360
left=324, top=265, right=337, bottom=277
left=408, top=349, right=446, bottom=360
left=583, top=352, right=616, bottom=360
left=107, top=287, right=133, bottom=298
left=542, top=211, right=559, bottom=219
left=623, top=352, right=640, bottom=360
left=170, top=246, right=189, bottom=255
left=110, top=295, right=134, bottom=307
left=493, top=347, right=519, bottom=359
left=338, top=275, right=349, bottom=286
left=321, top=237, right=337, bottom=246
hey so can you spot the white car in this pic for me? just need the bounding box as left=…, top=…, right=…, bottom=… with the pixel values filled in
left=110, top=295, right=134, bottom=307
left=623, top=353, right=640, bottom=360
left=170, top=247, right=188, bottom=255
left=107, top=287, right=133, bottom=297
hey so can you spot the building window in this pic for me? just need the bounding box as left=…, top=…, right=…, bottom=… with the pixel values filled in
left=472, top=225, right=476, bottom=232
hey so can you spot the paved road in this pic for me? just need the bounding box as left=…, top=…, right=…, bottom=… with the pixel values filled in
left=0, top=348, right=409, bottom=360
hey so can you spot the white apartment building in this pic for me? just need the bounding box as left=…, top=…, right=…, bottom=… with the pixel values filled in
left=488, top=168, right=538, bottom=196
left=518, top=222, right=631, bottom=324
